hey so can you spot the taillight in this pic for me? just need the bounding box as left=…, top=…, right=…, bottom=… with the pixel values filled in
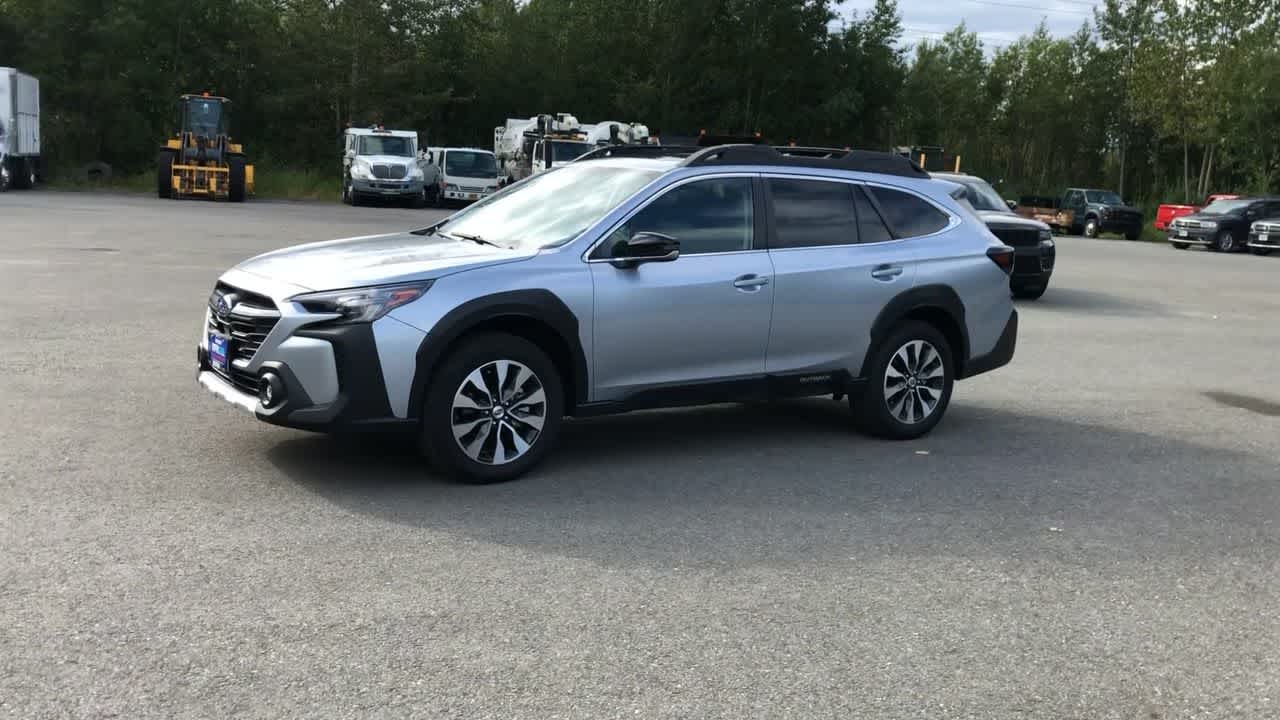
left=987, top=246, right=1015, bottom=275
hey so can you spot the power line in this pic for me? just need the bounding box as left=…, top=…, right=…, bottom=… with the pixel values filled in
left=964, top=0, right=1094, bottom=16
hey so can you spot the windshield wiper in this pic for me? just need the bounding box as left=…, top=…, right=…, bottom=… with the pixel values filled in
left=446, top=231, right=505, bottom=249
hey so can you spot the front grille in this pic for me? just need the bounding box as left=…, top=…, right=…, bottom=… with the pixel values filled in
left=459, top=185, right=488, bottom=193
left=371, top=164, right=407, bottom=179
left=207, top=283, right=281, bottom=384
left=1013, top=254, right=1045, bottom=275
left=990, top=227, right=1041, bottom=247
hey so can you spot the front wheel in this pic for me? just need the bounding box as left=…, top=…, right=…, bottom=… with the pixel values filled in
left=227, top=156, right=247, bottom=202
left=1213, top=230, right=1237, bottom=253
left=852, top=321, right=954, bottom=440
left=1083, top=218, right=1099, bottom=238
left=421, top=333, right=564, bottom=484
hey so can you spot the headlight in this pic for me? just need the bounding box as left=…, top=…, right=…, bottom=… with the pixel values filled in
left=445, top=183, right=459, bottom=191
left=291, top=281, right=433, bottom=324
left=408, top=166, right=424, bottom=180
left=1039, top=229, right=1054, bottom=247
left=1201, top=220, right=1218, bottom=230
left=350, top=161, right=373, bottom=180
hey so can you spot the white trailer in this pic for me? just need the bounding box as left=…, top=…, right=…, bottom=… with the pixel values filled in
left=0, top=67, right=40, bottom=190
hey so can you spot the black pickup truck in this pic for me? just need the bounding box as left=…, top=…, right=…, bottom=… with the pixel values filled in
left=1061, top=188, right=1144, bottom=240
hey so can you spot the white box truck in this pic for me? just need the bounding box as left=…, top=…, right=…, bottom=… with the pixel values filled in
left=0, top=67, right=40, bottom=190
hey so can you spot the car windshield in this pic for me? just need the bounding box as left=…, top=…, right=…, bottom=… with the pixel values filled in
left=1085, top=190, right=1123, bottom=204
left=433, top=164, right=661, bottom=250
left=444, top=151, right=498, bottom=178
left=1200, top=198, right=1253, bottom=215
left=359, top=135, right=414, bottom=157
left=955, top=177, right=1009, bottom=212
left=552, top=141, right=593, bottom=162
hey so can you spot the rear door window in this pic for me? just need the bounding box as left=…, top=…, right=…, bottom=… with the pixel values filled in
left=852, top=186, right=894, bottom=244
left=868, top=186, right=950, bottom=238
left=768, top=179, right=859, bottom=248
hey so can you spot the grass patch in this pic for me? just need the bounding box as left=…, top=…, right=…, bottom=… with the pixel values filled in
left=45, top=164, right=340, bottom=202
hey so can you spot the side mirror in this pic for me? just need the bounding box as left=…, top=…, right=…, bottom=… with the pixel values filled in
left=345, top=149, right=356, bottom=160
left=609, top=232, right=680, bottom=269
left=1005, top=199, right=1017, bottom=211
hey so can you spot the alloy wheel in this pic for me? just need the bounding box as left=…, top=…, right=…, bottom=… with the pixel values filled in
left=883, top=340, right=946, bottom=425
left=451, top=360, right=547, bottom=465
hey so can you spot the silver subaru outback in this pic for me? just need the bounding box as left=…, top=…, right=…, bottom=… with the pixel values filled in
left=198, top=144, right=1018, bottom=483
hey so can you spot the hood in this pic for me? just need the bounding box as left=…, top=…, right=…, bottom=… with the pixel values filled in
left=978, top=210, right=1049, bottom=231
left=355, top=154, right=417, bottom=166
left=234, top=231, right=535, bottom=291
left=1092, top=202, right=1142, bottom=214
left=1180, top=211, right=1235, bottom=222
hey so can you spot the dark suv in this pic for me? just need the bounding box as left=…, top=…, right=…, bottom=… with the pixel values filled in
left=937, top=172, right=1054, bottom=299
left=1062, top=188, right=1143, bottom=240
left=1169, top=197, right=1280, bottom=252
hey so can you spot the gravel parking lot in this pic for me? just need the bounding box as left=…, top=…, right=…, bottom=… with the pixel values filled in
left=3, top=191, right=1278, bottom=719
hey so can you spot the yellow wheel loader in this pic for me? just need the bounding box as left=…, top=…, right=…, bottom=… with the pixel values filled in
left=157, top=93, right=253, bottom=201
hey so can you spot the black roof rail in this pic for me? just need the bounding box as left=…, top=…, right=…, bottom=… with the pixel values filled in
left=573, top=144, right=702, bottom=162
left=683, top=144, right=930, bottom=178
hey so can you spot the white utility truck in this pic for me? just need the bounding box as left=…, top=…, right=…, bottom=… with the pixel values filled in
left=0, top=67, right=40, bottom=190
left=493, top=114, right=650, bottom=186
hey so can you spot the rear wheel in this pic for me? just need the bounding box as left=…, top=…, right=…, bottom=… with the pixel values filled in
left=156, top=150, right=175, bottom=198
left=227, top=156, right=247, bottom=202
left=852, top=321, right=954, bottom=440
left=1213, top=229, right=1236, bottom=253
left=421, top=333, right=564, bottom=484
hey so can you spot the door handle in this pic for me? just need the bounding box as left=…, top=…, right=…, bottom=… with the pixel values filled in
left=870, top=264, right=904, bottom=281
left=732, top=274, right=770, bottom=290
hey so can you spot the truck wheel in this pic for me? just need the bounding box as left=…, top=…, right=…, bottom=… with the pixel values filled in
left=157, top=150, right=175, bottom=198
left=227, top=156, right=247, bottom=202
left=1213, top=230, right=1236, bottom=253
left=1084, top=217, right=1099, bottom=238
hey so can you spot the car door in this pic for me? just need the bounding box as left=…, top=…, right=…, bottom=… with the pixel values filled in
left=764, top=177, right=922, bottom=378
left=588, top=175, right=774, bottom=401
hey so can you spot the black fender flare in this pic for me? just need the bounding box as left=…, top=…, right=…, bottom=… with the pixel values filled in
left=406, top=289, right=588, bottom=418
left=861, top=284, right=970, bottom=378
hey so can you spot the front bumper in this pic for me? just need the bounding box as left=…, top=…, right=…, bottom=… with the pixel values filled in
left=442, top=188, right=496, bottom=202
left=1166, top=228, right=1215, bottom=245
left=1248, top=231, right=1278, bottom=250
left=197, top=275, right=426, bottom=432
left=1011, top=245, right=1055, bottom=287
left=351, top=177, right=424, bottom=197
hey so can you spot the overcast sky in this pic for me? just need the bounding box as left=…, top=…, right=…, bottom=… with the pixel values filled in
left=836, top=0, right=1101, bottom=51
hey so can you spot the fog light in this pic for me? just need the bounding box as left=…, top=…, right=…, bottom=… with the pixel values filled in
left=259, top=373, right=285, bottom=407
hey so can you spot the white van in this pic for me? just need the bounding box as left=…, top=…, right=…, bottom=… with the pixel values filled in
left=423, top=147, right=500, bottom=204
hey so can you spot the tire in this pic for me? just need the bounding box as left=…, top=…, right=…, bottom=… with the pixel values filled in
left=1125, top=229, right=1140, bottom=241
left=157, top=150, right=175, bottom=198
left=0, top=158, right=10, bottom=192
left=1172, top=242, right=1190, bottom=250
left=852, top=321, right=955, bottom=440
left=1213, top=230, right=1237, bottom=253
left=1013, top=283, right=1047, bottom=300
left=421, top=333, right=564, bottom=484
left=1084, top=217, right=1099, bottom=238
left=341, top=178, right=353, bottom=205
left=227, top=156, right=247, bottom=202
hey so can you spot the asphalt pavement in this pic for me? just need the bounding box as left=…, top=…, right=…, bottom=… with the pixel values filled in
left=2, top=191, right=1278, bottom=719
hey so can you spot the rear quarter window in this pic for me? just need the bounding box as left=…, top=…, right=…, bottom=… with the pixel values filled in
left=869, top=186, right=950, bottom=238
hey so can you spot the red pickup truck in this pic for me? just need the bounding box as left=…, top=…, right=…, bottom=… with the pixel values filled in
left=1155, top=194, right=1239, bottom=231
